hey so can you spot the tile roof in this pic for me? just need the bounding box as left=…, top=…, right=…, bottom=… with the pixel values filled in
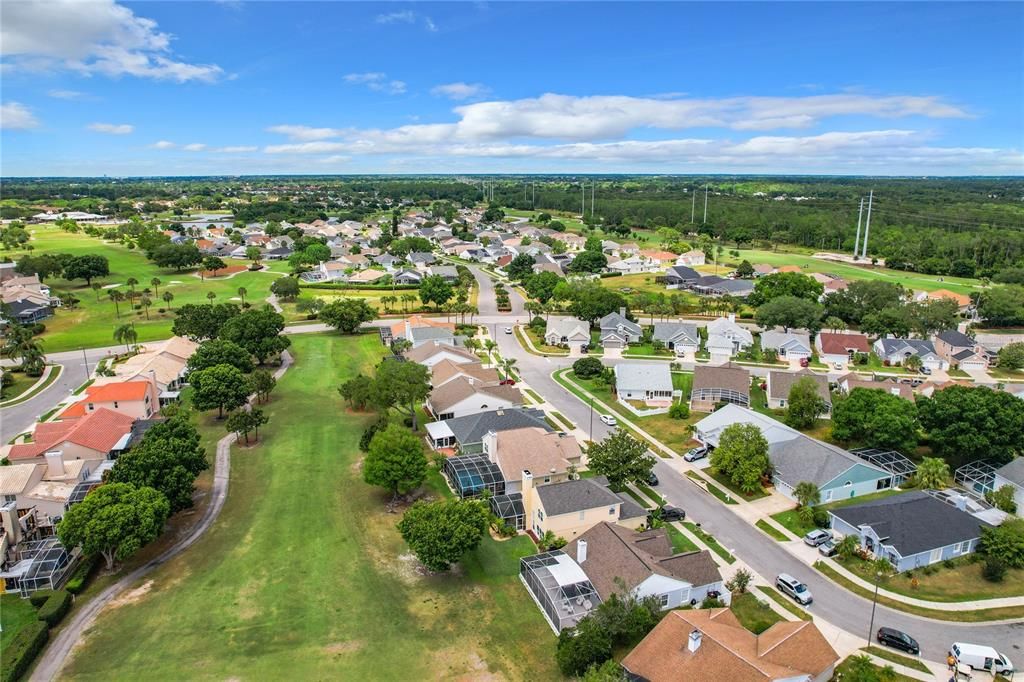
left=622, top=608, right=839, bottom=682
left=831, top=490, right=991, bottom=556
left=564, top=522, right=722, bottom=598
left=59, top=380, right=153, bottom=418
left=818, top=332, right=870, bottom=354
left=9, top=408, right=134, bottom=461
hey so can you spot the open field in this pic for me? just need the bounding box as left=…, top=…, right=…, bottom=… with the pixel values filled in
left=9, top=226, right=282, bottom=352
left=61, top=333, right=559, bottom=680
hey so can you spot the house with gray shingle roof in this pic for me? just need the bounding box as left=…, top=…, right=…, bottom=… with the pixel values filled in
left=599, top=308, right=642, bottom=349
left=653, top=322, right=700, bottom=357
left=873, top=338, right=948, bottom=370
left=526, top=476, right=647, bottom=539
left=766, top=369, right=831, bottom=415
left=760, top=329, right=812, bottom=362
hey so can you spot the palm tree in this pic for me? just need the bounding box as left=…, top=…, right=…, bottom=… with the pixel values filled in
left=915, top=457, right=950, bottom=490
left=238, top=286, right=247, bottom=306
left=903, top=354, right=922, bottom=372
left=113, top=323, right=138, bottom=353
left=162, top=291, right=174, bottom=310
left=501, top=357, right=518, bottom=381
left=140, top=295, right=152, bottom=320
left=91, top=282, right=102, bottom=301
left=206, top=291, right=217, bottom=302
left=125, top=277, right=139, bottom=301
left=108, top=290, right=124, bottom=318
left=150, top=277, right=161, bottom=296
left=836, top=535, right=859, bottom=560
left=794, top=481, right=821, bottom=509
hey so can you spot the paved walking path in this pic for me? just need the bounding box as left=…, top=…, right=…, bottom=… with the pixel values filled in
left=30, top=352, right=294, bottom=682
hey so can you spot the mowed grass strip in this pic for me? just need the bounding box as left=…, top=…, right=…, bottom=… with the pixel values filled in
left=62, top=333, right=559, bottom=680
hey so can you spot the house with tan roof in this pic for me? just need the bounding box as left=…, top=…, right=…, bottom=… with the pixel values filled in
left=405, top=340, right=478, bottom=368
left=58, top=377, right=160, bottom=420
left=5, top=408, right=135, bottom=466
left=0, top=456, right=92, bottom=526
left=815, top=331, right=870, bottom=368
left=427, top=376, right=523, bottom=421
left=483, top=427, right=582, bottom=492
left=622, top=607, right=838, bottom=682
left=917, top=288, right=972, bottom=312
left=101, top=335, right=197, bottom=394
left=347, top=268, right=388, bottom=284
left=430, top=359, right=500, bottom=390
left=690, top=363, right=751, bottom=412
left=766, top=369, right=831, bottom=415
left=675, top=249, right=706, bottom=267
left=836, top=375, right=915, bottom=402
left=518, top=522, right=726, bottom=633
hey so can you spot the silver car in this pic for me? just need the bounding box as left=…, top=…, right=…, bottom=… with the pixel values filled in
left=803, top=529, right=831, bottom=547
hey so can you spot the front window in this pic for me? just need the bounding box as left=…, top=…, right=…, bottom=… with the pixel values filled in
left=659, top=594, right=669, bottom=607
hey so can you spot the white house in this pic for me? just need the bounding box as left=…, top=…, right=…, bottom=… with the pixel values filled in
left=614, top=363, right=674, bottom=407
left=706, top=314, right=753, bottom=363
left=426, top=377, right=523, bottom=421
left=760, top=329, right=813, bottom=363
left=652, top=322, right=700, bottom=358
left=544, top=317, right=591, bottom=349
left=873, top=338, right=948, bottom=370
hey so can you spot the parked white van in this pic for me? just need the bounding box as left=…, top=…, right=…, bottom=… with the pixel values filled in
left=951, top=642, right=1014, bottom=675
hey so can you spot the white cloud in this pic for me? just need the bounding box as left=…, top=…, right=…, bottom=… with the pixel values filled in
left=215, top=145, right=257, bottom=153
left=48, top=89, right=86, bottom=100
left=343, top=72, right=406, bottom=95
left=1, top=0, right=223, bottom=82
left=431, top=82, right=488, bottom=100
left=151, top=140, right=176, bottom=149
left=88, top=122, right=133, bottom=134
left=424, top=16, right=438, bottom=32
left=375, top=11, right=415, bottom=24
left=183, top=143, right=207, bottom=151
left=264, top=124, right=345, bottom=141
left=0, top=102, right=40, bottom=130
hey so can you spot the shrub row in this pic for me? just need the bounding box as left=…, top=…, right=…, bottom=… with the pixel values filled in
left=28, top=589, right=54, bottom=608
left=1, top=620, right=49, bottom=682
left=65, top=555, right=99, bottom=595
left=37, top=589, right=73, bottom=627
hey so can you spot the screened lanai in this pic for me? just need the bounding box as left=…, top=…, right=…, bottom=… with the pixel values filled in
left=443, top=453, right=506, bottom=498
left=2, top=537, right=75, bottom=597
left=490, top=493, right=525, bottom=530
left=850, top=448, right=917, bottom=486
left=520, top=551, right=601, bottom=633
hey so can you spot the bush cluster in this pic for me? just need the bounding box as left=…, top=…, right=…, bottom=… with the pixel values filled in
left=1, top=620, right=49, bottom=682
left=37, top=589, right=73, bottom=626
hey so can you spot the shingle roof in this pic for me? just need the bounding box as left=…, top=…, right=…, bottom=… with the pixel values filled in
left=692, top=363, right=750, bottom=396
left=598, top=311, right=641, bottom=334
left=767, top=369, right=830, bottom=404
left=405, top=341, right=476, bottom=364
left=492, top=428, right=581, bottom=482
left=622, top=608, right=839, bottom=682
left=818, top=332, right=870, bottom=354
left=936, top=329, right=976, bottom=348
left=441, top=407, right=552, bottom=446
left=429, top=376, right=523, bottom=413
left=665, top=265, right=700, bottom=281
left=875, top=338, right=937, bottom=357
left=614, top=363, right=673, bottom=393
left=564, top=522, right=722, bottom=599
left=760, top=329, right=811, bottom=353
left=996, top=458, right=1024, bottom=486
left=831, top=490, right=991, bottom=556
left=653, top=322, right=699, bottom=345
left=430, top=360, right=499, bottom=388
left=536, top=478, right=624, bottom=516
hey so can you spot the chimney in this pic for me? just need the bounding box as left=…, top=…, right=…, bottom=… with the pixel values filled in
left=687, top=629, right=702, bottom=654
left=578, top=539, right=588, bottom=564
left=955, top=494, right=967, bottom=511
left=619, top=307, right=626, bottom=318
left=45, top=450, right=65, bottom=478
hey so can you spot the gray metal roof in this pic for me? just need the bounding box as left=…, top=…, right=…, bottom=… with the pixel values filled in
left=831, top=490, right=991, bottom=557
left=536, top=478, right=624, bottom=516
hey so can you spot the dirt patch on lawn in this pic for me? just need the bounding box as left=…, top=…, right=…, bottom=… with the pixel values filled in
left=108, top=580, right=155, bottom=609
left=324, top=640, right=366, bottom=656
left=430, top=646, right=504, bottom=682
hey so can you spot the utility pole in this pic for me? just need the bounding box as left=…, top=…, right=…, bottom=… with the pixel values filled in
left=691, top=189, right=696, bottom=224
left=532, top=182, right=535, bottom=209
left=861, top=189, right=874, bottom=260
left=703, top=184, right=709, bottom=224
left=581, top=183, right=586, bottom=217
left=853, top=197, right=864, bottom=259
left=590, top=182, right=595, bottom=218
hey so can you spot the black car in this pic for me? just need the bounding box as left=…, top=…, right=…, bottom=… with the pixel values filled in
left=876, top=627, right=920, bottom=655
left=658, top=505, right=686, bottom=522
left=646, top=471, right=659, bottom=486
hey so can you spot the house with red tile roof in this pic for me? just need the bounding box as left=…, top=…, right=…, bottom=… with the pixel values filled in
left=58, top=378, right=159, bottom=420
left=6, top=408, right=135, bottom=465
left=815, top=332, right=870, bottom=368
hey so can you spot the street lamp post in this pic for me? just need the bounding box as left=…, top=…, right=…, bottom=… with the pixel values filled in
left=589, top=396, right=594, bottom=440
left=866, top=571, right=882, bottom=647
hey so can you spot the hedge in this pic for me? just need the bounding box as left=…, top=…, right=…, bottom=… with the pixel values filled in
left=37, top=589, right=73, bottom=627
left=599, top=272, right=623, bottom=279
left=65, top=555, right=99, bottom=595
left=1, top=620, right=49, bottom=682
left=28, top=589, right=54, bottom=608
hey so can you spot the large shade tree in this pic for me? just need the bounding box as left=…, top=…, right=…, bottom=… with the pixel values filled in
left=396, top=498, right=489, bottom=571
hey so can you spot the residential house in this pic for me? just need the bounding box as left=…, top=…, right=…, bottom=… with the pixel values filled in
left=430, top=359, right=499, bottom=390
left=522, top=476, right=647, bottom=538
left=1, top=274, right=58, bottom=323
left=480, top=426, right=583, bottom=493
left=616, top=242, right=641, bottom=256
left=405, top=340, right=476, bottom=368
left=5, top=408, right=136, bottom=466
left=696, top=278, right=755, bottom=298
left=690, top=363, right=750, bottom=412
left=873, top=338, right=948, bottom=371
left=607, top=254, right=660, bottom=275
left=652, top=322, right=700, bottom=358
left=766, top=369, right=831, bottom=416
left=992, top=459, right=1024, bottom=516
left=347, top=269, right=388, bottom=284
left=760, top=329, right=813, bottom=363
left=532, top=261, right=564, bottom=276
left=559, top=234, right=587, bottom=251
left=933, top=330, right=988, bottom=370
left=102, top=336, right=197, bottom=396
left=392, top=269, right=423, bottom=285
left=598, top=308, right=642, bottom=349
left=661, top=265, right=701, bottom=288
left=675, top=249, right=706, bottom=267
left=372, top=253, right=399, bottom=270
left=543, top=523, right=725, bottom=623
left=752, top=263, right=776, bottom=277
left=424, top=407, right=551, bottom=453
left=706, top=315, right=754, bottom=363
left=426, top=377, right=523, bottom=421
left=816, top=332, right=870, bottom=368
left=0, top=456, right=92, bottom=527
left=58, top=378, right=160, bottom=420
left=639, top=250, right=678, bottom=269
left=615, top=363, right=674, bottom=407
left=836, top=374, right=915, bottom=402
left=544, top=317, right=591, bottom=350
left=622, top=608, right=839, bottom=682
left=387, top=315, right=456, bottom=344
left=408, top=252, right=436, bottom=269
left=337, top=254, right=369, bottom=270
left=693, top=405, right=893, bottom=502
left=829, top=491, right=991, bottom=572
left=918, top=289, right=972, bottom=314
left=428, top=265, right=460, bottom=283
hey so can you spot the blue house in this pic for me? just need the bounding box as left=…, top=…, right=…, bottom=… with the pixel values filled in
left=829, top=491, right=991, bottom=572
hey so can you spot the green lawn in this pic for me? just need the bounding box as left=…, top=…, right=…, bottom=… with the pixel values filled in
left=841, top=554, right=1024, bottom=602
left=729, top=592, right=784, bottom=634
left=833, top=655, right=919, bottom=682
left=665, top=524, right=699, bottom=553
left=755, top=519, right=789, bottom=541
left=11, top=226, right=284, bottom=352
left=862, top=647, right=931, bottom=674
left=1, top=368, right=39, bottom=401
left=682, top=521, right=736, bottom=564
left=61, top=333, right=559, bottom=680
left=772, top=489, right=906, bottom=538
left=0, top=593, right=38, bottom=651
left=755, top=586, right=812, bottom=620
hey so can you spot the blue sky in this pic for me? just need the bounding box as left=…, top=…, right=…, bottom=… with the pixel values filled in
left=1, top=1, right=1022, bottom=176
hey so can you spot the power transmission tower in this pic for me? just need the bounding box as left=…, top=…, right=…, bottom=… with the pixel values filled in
left=861, top=189, right=874, bottom=260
